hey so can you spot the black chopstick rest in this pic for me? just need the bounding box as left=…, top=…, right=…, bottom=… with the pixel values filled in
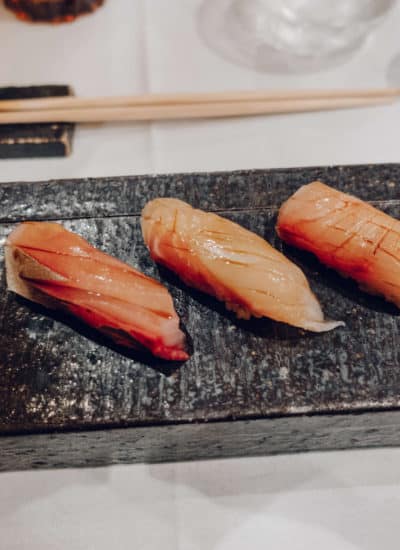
left=0, top=85, right=75, bottom=159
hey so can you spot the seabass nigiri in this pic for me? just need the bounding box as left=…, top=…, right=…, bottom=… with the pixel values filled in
left=141, top=198, right=342, bottom=332
left=5, top=222, right=188, bottom=361
left=277, top=181, right=400, bottom=307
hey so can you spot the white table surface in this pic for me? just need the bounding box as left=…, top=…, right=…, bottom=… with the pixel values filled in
left=1, top=1, right=400, bottom=548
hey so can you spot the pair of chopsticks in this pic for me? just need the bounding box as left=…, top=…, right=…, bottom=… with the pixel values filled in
left=0, top=88, right=398, bottom=124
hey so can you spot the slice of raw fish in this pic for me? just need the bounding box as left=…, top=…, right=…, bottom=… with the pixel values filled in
left=141, top=198, right=342, bottom=332
left=277, top=181, right=400, bottom=307
left=5, top=221, right=188, bottom=361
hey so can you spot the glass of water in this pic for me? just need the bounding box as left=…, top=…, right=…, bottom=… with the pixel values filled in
left=198, top=0, right=396, bottom=72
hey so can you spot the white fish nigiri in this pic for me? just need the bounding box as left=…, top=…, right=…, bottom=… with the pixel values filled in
left=141, top=198, right=343, bottom=332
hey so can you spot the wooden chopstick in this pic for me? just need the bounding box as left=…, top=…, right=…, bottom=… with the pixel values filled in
left=0, top=95, right=395, bottom=125
left=0, top=88, right=399, bottom=113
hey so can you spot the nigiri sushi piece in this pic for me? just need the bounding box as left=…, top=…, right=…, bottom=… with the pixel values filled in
left=5, top=222, right=188, bottom=361
left=141, top=198, right=343, bottom=332
left=276, top=181, right=400, bottom=307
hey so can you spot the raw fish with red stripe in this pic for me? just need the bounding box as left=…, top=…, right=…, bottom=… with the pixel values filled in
left=5, top=222, right=188, bottom=361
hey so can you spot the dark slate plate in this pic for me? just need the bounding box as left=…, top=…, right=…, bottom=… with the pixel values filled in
left=2, top=164, right=400, bottom=471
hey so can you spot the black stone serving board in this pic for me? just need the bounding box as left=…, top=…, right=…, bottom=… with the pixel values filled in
left=0, top=85, right=74, bottom=159
left=2, top=164, right=400, bottom=471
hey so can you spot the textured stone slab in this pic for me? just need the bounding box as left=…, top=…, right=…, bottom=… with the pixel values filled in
left=0, top=85, right=74, bottom=159
left=1, top=164, right=400, bottom=470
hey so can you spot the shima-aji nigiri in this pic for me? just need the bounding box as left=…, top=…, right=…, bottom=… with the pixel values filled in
left=141, top=198, right=342, bottom=332
left=277, top=181, right=400, bottom=307
left=5, top=222, right=188, bottom=361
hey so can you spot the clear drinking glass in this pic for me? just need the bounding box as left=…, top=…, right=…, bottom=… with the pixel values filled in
left=198, top=0, right=397, bottom=73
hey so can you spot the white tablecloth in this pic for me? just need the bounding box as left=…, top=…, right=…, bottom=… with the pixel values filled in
left=1, top=1, right=400, bottom=548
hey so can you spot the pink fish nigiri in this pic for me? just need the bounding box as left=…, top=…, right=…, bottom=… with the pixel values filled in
left=5, top=222, right=188, bottom=361
left=141, top=198, right=342, bottom=332
left=277, top=180, right=400, bottom=307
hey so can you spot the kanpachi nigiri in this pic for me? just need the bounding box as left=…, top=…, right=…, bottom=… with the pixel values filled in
left=141, top=198, right=343, bottom=332
left=5, top=222, right=188, bottom=361
left=276, top=181, right=400, bottom=307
